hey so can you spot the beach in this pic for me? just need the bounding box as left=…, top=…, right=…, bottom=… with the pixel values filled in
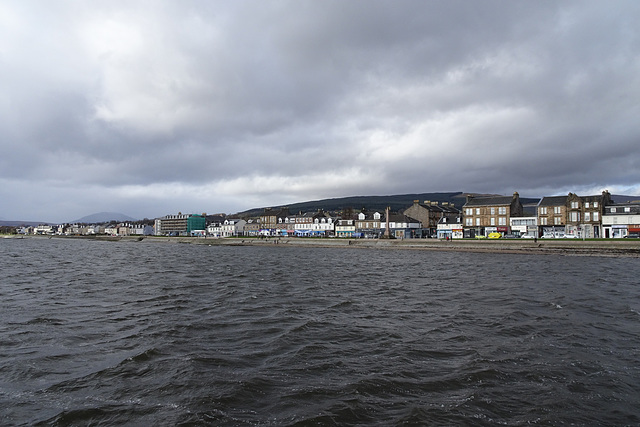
left=59, top=235, right=640, bottom=257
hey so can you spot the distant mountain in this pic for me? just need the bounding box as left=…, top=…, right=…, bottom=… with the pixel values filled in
left=72, top=212, right=138, bottom=224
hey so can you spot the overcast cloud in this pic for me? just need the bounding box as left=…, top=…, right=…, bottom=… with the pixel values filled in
left=2, top=1, right=640, bottom=222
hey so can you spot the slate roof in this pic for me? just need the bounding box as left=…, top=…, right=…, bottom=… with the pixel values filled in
left=464, top=196, right=513, bottom=206
left=384, top=213, right=420, bottom=223
left=538, top=196, right=568, bottom=207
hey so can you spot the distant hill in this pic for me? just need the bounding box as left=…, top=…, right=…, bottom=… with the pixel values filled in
left=611, top=194, right=640, bottom=203
left=234, top=191, right=553, bottom=218
left=72, top=212, right=138, bottom=224
left=0, top=220, right=47, bottom=227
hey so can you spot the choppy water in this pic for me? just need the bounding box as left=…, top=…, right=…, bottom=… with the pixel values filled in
left=1, top=238, right=639, bottom=426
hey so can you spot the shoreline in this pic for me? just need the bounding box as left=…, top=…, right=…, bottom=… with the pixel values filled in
left=24, top=235, right=640, bottom=257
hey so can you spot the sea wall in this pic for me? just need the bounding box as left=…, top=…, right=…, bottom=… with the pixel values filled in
left=120, top=236, right=640, bottom=257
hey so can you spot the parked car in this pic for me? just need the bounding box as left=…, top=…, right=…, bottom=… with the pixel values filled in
left=624, top=233, right=640, bottom=238
left=562, top=234, right=578, bottom=238
left=488, top=232, right=502, bottom=239
left=520, top=234, right=535, bottom=239
left=503, top=234, right=519, bottom=239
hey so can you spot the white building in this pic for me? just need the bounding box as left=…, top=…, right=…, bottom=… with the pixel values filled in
left=310, top=216, right=335, bottom=235
left=437, top=216, right=463, bottom=239
left=221, top=219, right=246, bottom=237
left=510, top=216, right=538, bottom=237
left=602, top=203, right=640, bottom=238
left=207, top=222, right=222, bottom=238
left=33, top=224, right=54, bottom=235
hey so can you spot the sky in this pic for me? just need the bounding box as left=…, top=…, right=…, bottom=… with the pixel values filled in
left=2, top=1, right=640, bottom=222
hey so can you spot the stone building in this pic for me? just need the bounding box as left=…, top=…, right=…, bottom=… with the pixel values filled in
left=538, top=191, right=611, bottom=238
left=462, top=192, right=523, bottom=238
left=403, top=200, right=460, bottom=237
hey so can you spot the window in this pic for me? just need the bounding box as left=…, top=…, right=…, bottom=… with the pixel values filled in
left=554, top=206, right=562, bottom=214
left=554, top=217, right=562, bottom=225
left=491, top=218, right=495, bottom=226
left=476, top=208, right=480, bottom=215
left=594, top=202, right=598, bottom=208
left=490, top=207, right=495, bottom=215
left=465, top=208, right=472, bottom=215
left=585, top=212, right=590, bottom=221
left=585, top=202, right=590, bottom=208
left=466, top=218, right=473, bottom=226
left=539, top=207, right=547, bottom=215
left=475, top=218, right=480, bottom=226
left=625, top=207, right=631, bottom=213
left=499, top=217, right=506, bottom=225
left=540, top=217, right=548, bottom=225
left=610, top=207, right=617, bottom=213
left=593, top=212, right=599, bottom=221
left=571, top=201, right=579, bottom=209
left=570, top=212, right=580, bottom=222
left=499, top=207, right=507, bottom=215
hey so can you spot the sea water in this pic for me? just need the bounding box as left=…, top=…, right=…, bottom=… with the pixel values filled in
left=1, top=238, right=639, bottom=425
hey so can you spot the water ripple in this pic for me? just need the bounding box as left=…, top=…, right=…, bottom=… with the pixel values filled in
left=1, top=238, right=639, bottom=425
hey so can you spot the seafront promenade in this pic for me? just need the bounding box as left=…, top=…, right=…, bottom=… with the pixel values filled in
left=17, top=235, right=640, bottom=257
left=116, top=235, right=640, bottom=257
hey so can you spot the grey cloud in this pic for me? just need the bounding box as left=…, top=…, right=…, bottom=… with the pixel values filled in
left=2, top=1, right=640, bottom=221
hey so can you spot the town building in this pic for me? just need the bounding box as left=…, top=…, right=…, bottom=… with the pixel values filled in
left=462, top=192, right=524, bottom=238
left=602, top=202, right=640, bottom=238
left=355, top=211, right=382, bottom=238
left=538, top=191, right=611, bottom=238
left=206, top=221, right=222, bottom=237
left=404, top=200, right=460, bottom=237
left=437, top=215, right=463, bottom=239
left=277, top=213, right=297, bottom=237
left=537, top=195, right=568, bottom=237
left=381, top=213, right=421, bottom=239
left=33, top=224, right=55, bottom=235
left=310, top=215, right=335, bottom=236
left=154, top=213, right=206, bottom=236
left=335, top=218, right=356, bottom=237
left=510, top=216, right=538, bottom=237
left=221, top=218, right=246, bottom=237
left=259, top=207, right=291, bottom=236
left=243, top=218, right=261, bottom=237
